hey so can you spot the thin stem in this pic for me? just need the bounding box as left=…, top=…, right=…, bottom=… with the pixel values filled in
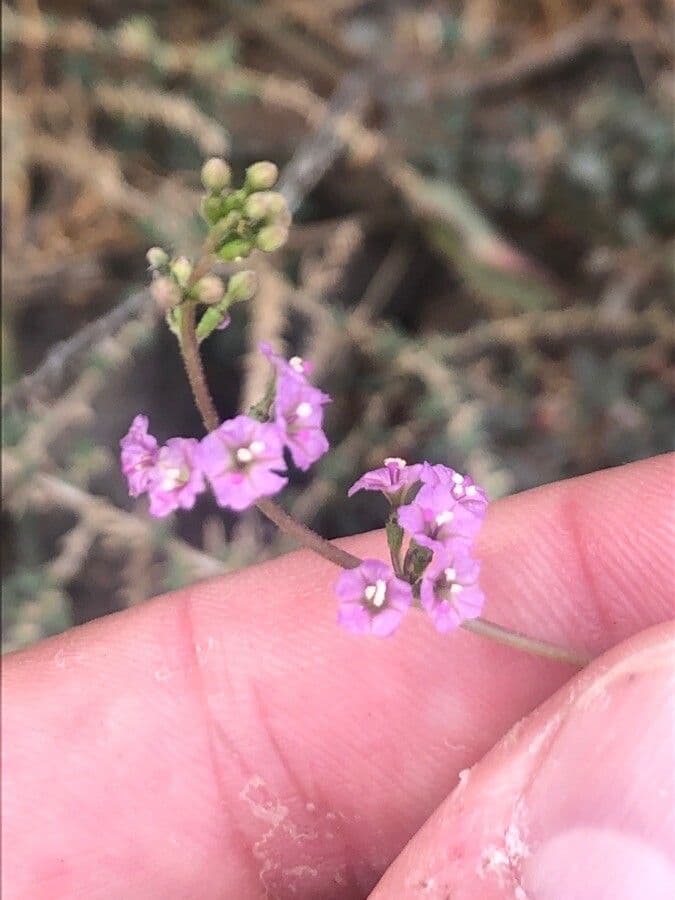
left=175, top=273, right=589, bottom=669
left=462, top=618, right=590, bottom=667
left=179, top=303, right=220, bottom=432
left=255, top=497, right=360, bottom=570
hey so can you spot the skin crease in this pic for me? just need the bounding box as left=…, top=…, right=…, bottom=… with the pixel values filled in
left=2, top=454, right=674, bottom=899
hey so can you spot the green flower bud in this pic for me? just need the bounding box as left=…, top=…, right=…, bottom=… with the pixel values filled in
left=196, top=306, right=230, bottom=342
left=201, top=157, right=232, bottom=192
left=227, top=270, right=257, bottom=302
left=201, top=195, right=225, bottom=225
left=146, top=246, right=169, bottom=269
left=195, top=275, right=226, bottom=305
left=255, top=223, right=288, bottom=253
left=151, top=275, right=182, bottom=311
left=170, top=256, right=193, bottom=287
left=217, top=238, right=252, bottom=262
left=243, top=190, right=287, bottom=222
left=245, top=161, right=279, bottom=191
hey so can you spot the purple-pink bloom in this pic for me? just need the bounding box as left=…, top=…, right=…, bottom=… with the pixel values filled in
left=420, top=548, right=484, bottom=632
left=348, top=457, right=423, bottom=502
left=195, top=415, right=287, bottom=511
left=273, top=372, right=330, bottom=471
left=147, top=437, right=205, bottom=518
left=120, top=414, right=159, bottom=497
left=335, top=559, right=413, bottom=637
left=260, top=341, right=314, bottom=379
left=420, top=463, right=488, bottom=515
left=397, top=483, right=483, bottom=551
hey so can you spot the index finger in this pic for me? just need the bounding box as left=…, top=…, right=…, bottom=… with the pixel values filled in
left=3, top=455, right=674, bottom=899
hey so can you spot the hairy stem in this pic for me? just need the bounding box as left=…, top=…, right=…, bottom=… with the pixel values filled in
left=179, top=303, right=220, bottom=432
left=255, top=497, right=361, bottom=570
left=177, top=295, right=589, bottom=668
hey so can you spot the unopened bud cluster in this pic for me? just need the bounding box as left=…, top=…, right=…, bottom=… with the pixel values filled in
left=199, top=157, right=291, bottom=261
left=146, top=240, right=257, bottom=343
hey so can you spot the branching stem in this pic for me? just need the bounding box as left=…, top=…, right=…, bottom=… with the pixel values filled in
left=177, top=279, right=590, bottom=669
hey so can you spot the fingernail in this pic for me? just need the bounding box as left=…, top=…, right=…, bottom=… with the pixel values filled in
left=523, top=660, right=675, bottom=899
left=524, top=826, right=675, bottom=900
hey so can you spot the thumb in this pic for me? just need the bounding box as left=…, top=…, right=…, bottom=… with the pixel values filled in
left=370, top=622, right=675, bottom=899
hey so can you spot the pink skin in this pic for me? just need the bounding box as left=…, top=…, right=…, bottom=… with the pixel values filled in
left=2, top=455, right=674, bottom=899
left=372, top=624, right=675, bottom=899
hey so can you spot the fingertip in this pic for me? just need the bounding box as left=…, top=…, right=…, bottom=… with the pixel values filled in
left=370, top=622, right=675, bottom=899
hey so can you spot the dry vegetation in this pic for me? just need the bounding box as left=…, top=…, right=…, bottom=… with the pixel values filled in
left=2, top=0, right=674, bottom=651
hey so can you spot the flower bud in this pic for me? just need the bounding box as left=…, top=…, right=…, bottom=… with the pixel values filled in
left=201, top=157, right=231, bottom=192
left=170, top=256, right=193, bottom=287
left=196, top=307, right=231, bottom=342
left=227, top=270, right=257, bottom=302
left=245, top=161, right=278, bottom=191
left=244, top=190, right=287, bottom=222
left=146, top=246, right=168, bottom=269
left=217, top=238, right=252, bottom=262
left=195, top=275, right=226, bottom=305
left=256, top=223, right=288, bottom=253
left=200, top=195, right=225, bottom=225
left=151, top=275, right=182, bottom=311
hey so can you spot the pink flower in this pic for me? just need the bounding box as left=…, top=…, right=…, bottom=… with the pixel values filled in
left=420, top=463, right=488, bottom=515
left=273, top=372, right=330, bottom=471
left=120, top=415, right=159, bottom=497
left=335, top=559, right=413, bottom=637
left=260, top=342, right=314, bottom=379
left=420, top=548, right=484, bottom=632
left=147, top=438, right=205, bottom=518
left=397, top=483, right=482, bottom=551
left=196, top=415, right=287, bottom=511
left=348, top=457, right=423, bottom=502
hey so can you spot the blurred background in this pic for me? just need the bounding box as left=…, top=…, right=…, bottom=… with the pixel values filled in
left=2, top=0, right=673, bottom=652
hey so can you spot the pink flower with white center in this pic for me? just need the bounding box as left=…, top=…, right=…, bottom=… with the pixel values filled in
left=397, top=483, right=483, bottom=551
left=273, top=372, right=331, bottom=471
left=347, top=457, right=424, bottom=503
left=260, top=341, right=314, bottom=380
left=420, top=463, right=488, bottom=515
left=420, top=548, right=484, bottom=632
left=147, top=438, right=205, bottom=518
left=120, top=414, right=159, bottom=497
left=195, top=415, right=287, bottom=511
left=335, top=559, right=413, bottom=637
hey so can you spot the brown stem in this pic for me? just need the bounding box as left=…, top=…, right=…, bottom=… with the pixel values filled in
left=176, top=277, right=589, bottom=669
left=462, top=618, right=590, bottom=667
left=179, top=303, right=220, bottom=432
left=255, top=497, right=360, bottom=570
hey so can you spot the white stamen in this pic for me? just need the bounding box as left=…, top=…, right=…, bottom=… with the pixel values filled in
left=435, top=510, right=454, bottom=527
left=289, top=356, right=304, bottom=373
left=444, top=567, right=457, bottom=582
left=364, top=579, right=387, bottom=608
left=450, top=583, right=464, bottom=594
left=249, top=440, right=266, bottom=454
left=452, top=472, right=464, bottom=485
left=465, top=485, right=477, bottom=497
left=159, top=466, right=183, bottom=490
left=384, top=457, right=406, bottom=468
left=236, top=447, right=253, bottom=463
left=295, top=401, right=313, bottom=418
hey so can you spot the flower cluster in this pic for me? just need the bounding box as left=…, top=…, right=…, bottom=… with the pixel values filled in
left=336, top=459, right=488, bottom=637
left=200, top=157, right=291, bottom=260
left=120, top=346, right=329, bottom=516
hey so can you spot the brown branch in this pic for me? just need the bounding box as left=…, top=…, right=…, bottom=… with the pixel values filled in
left=178, top=303, right=220, bottom=433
